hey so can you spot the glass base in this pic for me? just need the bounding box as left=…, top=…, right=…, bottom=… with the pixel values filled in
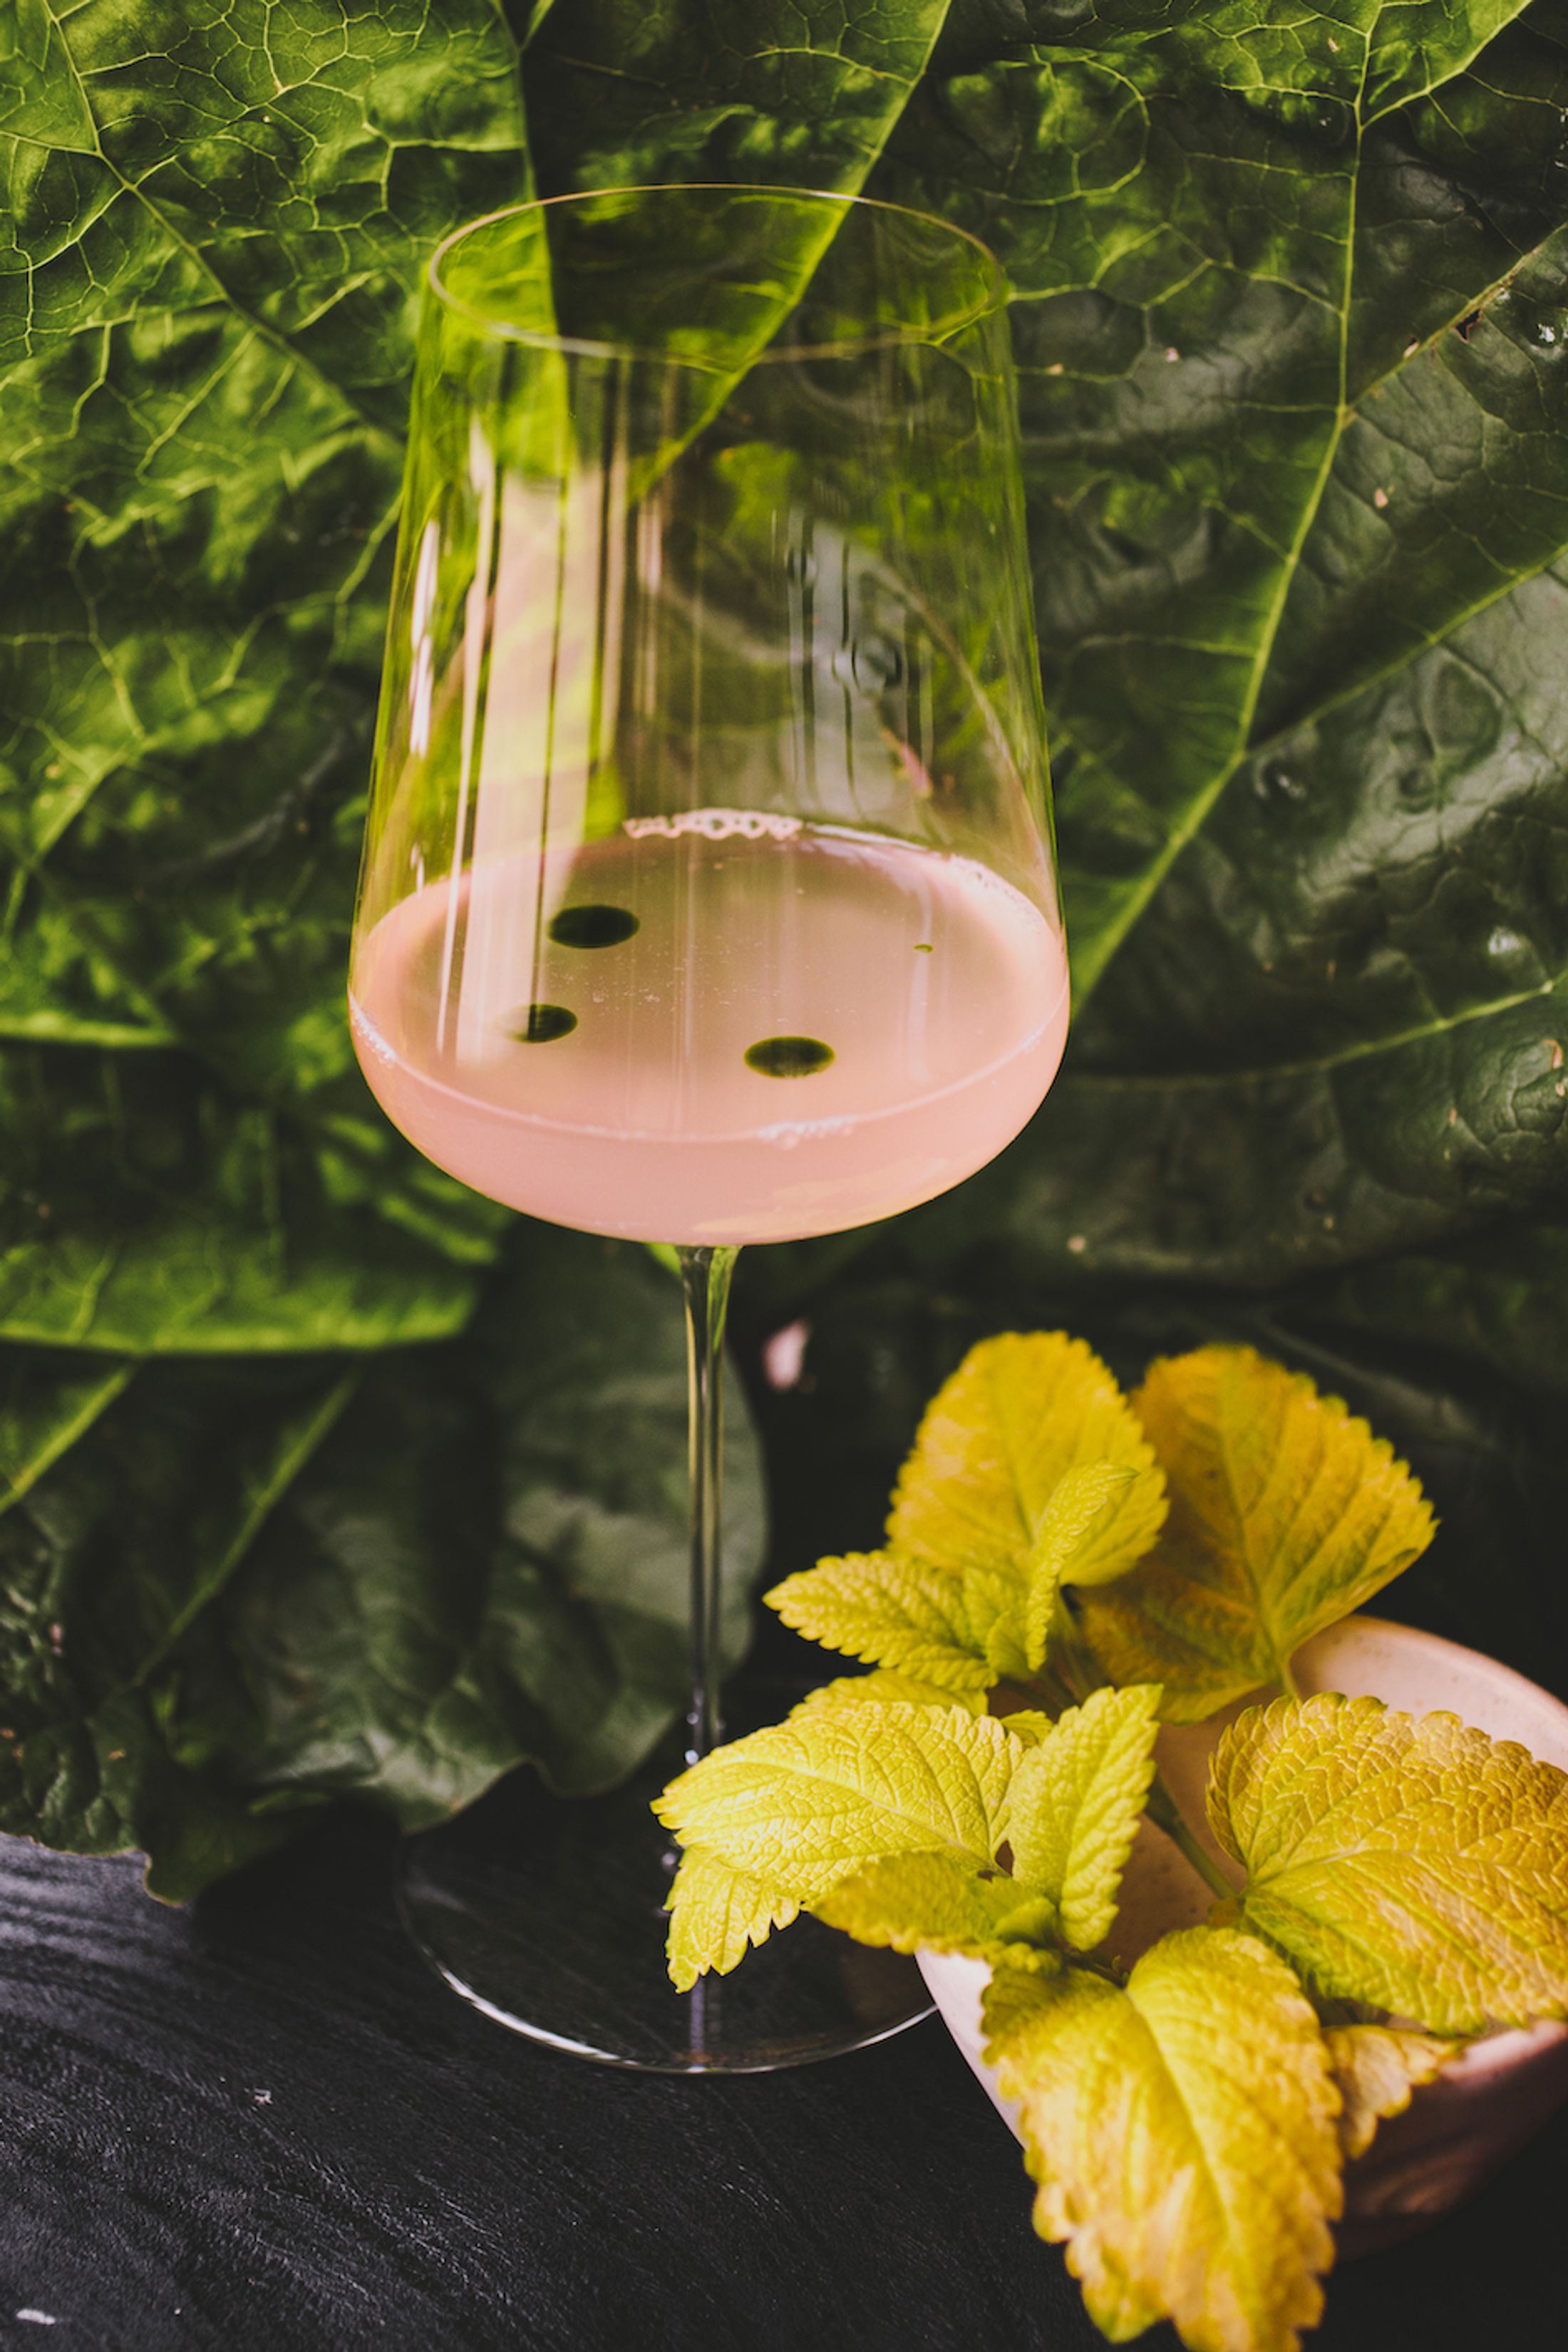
left=398, top=1734, right=932, bottom=2073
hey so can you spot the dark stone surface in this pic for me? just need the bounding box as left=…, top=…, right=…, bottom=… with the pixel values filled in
left=0, top=1813, right=1562, bottom=2352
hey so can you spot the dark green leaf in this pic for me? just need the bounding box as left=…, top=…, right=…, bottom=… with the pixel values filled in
left=0, top=0, right=531, bottom=1089
left=0, top=1346, right=359, bottom=1895
left=0, top=1348, right=133, bottom=1512
left=0, top=1043, right=503, bottom=1350
left=830, top=4, right=1568, bottom=1337
left=192, top=1229, right=764, bottom=1817
left=0, top=1231, right=764, bottom=1889
left=522, top=1, right=953, bottom=200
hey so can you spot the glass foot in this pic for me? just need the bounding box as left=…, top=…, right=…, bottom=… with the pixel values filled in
left=398, top=1738, right=932, bottom=2073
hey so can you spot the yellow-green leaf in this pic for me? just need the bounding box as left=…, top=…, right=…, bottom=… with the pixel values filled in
left=765, top=1552, right=989, bottom=1692
left=654, top=1701, right=1022, bottom=1899
left=887, top=1333, right=1167, bottom=1588
left=1008, top=1686, right=1163, bottom=1951
left=790, top=1669, right=985, bottom=1717
left=1026, top=1463, right=1138, bottom=1671
left=1078, top=1348, right=1435, bottom=1721
left=984, top=1929, right=1341, bottom=2352
left=664, top=1848, right=798, bottom=1991
left=961, top=1561, right=1029, bottom=1679
left=1212, top=1693, right=1568, bottom=2034
left=1324, top=2026, right=1453, bottom=2162
left=815, top=1850, right=1061, bottom=1971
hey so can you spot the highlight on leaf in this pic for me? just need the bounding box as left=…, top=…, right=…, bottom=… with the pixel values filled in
left=654, top=1701, right=1022, bottom=1925
left=789, top=1669, right=986, bottom=1718
left=664, top=1848, right=799, bottom=1993
left=1077, top=1347, right=1436, bottom=1721
left=814, top=1850, right=1062, bottom=1974
left=1006, top=1686, right=1162, bottom=1954
left=765, top=1552, right=991, bottom=1693
left=1210, top=1692, right=1568, bottom=2035
left=887, top=1332, right=1167, bottom=1589
left=983, top=1927, right=1341, bottom=2352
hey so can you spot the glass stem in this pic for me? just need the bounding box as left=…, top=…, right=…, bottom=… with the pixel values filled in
left=678, top=1244, right=740, bottom=1765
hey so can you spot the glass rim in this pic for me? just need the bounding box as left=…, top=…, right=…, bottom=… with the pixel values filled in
left=425, top=183, right=1010, bottom=364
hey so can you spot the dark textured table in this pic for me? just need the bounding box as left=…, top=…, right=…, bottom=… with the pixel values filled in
left=0, top=1812, right=1562, bottom=2352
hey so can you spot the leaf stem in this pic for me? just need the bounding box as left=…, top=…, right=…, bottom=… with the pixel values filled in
left=1020, top=1660, right=1080, bottom=1717
left=1069, top=1948, right=1128, bottom=1988
left=1145, top=1773, right=1236, bottom=1904
left=1042, top=1595, right=1105, bottom=1707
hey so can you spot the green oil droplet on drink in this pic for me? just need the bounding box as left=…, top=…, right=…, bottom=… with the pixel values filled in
left=548, top=904, right=639, bottom=949
left=745, top=1035, right=835, bottom=1078
left=913, top=942, right=934, bottom=953
left=512, top=1004, right=577, bottom=1043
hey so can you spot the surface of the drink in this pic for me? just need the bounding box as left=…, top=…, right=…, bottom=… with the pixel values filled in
left=351, top=815, right=1069, bottom=1244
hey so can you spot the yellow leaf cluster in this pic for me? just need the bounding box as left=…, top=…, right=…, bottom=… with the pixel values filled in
left=769, top=1338, right=1436, bottom=1725
left=654, top=1676, right=1167, bottom=1991
left=646, top=1333, right=1537, bottom=2352
left=768, top=1332, right=1166, bottom=1695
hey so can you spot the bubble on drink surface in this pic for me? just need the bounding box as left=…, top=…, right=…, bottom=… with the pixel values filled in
left=745, top=1035, right=835, bottom=1078
left=511, top=1004, right=577, bottom=1043
left=548, top=904, right=640, bottom=949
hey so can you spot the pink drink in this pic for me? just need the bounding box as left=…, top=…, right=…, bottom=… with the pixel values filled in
left=351, top=817, right=1068, bottom=1245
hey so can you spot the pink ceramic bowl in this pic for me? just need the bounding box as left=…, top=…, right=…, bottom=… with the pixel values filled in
left=918, top=1616, right=1568, bottom=2254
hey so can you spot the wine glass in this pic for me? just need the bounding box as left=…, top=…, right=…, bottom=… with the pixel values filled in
left=349, top=185, right=1068, bottom=2071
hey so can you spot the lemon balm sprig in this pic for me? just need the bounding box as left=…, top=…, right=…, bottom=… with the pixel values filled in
left=654, top=1338, right=1568, bottom=2352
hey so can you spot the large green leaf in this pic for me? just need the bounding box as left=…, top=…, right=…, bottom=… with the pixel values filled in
left=191, top=1227, right=765, bottom=1815
left=517, top=5, right=961, bottom=476
left=0, top=1042, right=505, bottom=1351
left=0, top=0, right=530, bottom=1080
left=0, top=1229, right=763, bottom=1891
left=0, top=0, right=529, bottom=1363
left=855, top=0, right=1568, bottom=1296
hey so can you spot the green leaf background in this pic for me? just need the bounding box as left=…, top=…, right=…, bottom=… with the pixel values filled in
left=4, top=0, right=1567, bottom=1885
